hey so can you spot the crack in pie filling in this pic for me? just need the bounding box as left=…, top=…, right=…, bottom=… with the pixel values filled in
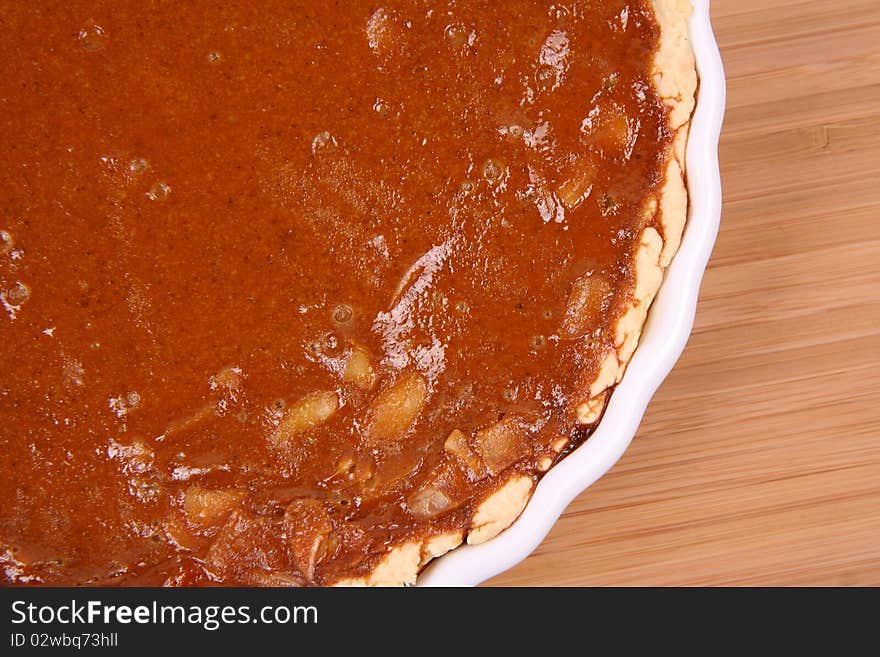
left=0, top=0, right=695, bottom=586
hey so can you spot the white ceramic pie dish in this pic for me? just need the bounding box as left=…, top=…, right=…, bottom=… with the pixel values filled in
left=419, top=0, right=725, bottom=587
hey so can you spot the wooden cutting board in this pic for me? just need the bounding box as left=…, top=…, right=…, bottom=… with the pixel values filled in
left=488, top=0, right=880, bottom=586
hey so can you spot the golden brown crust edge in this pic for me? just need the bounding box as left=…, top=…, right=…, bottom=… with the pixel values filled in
left=332, top=0, right=697, bottom=587
left=578, top=0, right=696, bottom=417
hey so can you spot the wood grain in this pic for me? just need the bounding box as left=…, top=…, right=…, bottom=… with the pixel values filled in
left=487, top=0, right=880, bottom=586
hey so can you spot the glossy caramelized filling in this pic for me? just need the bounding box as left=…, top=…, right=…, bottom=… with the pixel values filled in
left=0, top=1, right=674, bottom=585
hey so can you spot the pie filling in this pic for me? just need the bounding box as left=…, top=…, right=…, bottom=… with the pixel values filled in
left=1, top=1, right=679, bottom=585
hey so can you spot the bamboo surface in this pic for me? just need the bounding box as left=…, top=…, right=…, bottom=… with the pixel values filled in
left=488, top=0, right=880, bottom=586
